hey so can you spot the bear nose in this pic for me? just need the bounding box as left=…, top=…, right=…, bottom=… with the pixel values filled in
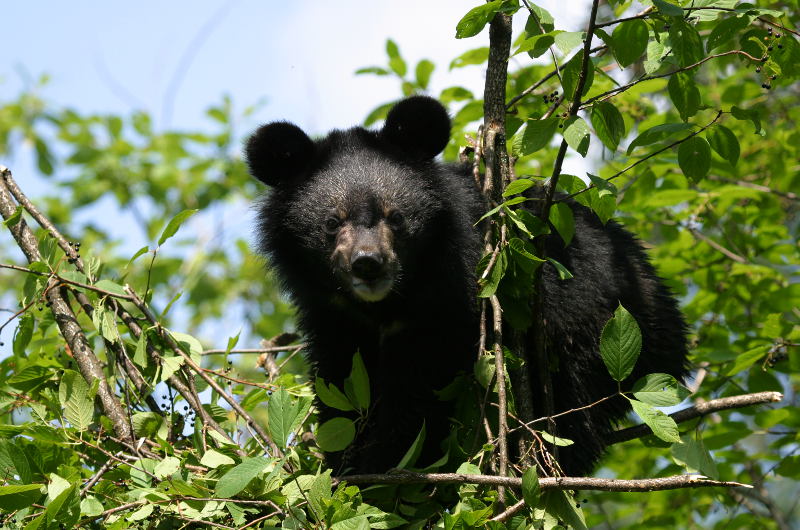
left=351, top=251, right=384, bottom=281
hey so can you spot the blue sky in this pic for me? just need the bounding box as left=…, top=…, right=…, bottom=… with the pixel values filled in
left=1, top=1, right=590, bottom=354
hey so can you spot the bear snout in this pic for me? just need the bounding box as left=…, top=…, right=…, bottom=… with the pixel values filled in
left=351, top=250, right=385, bottom=281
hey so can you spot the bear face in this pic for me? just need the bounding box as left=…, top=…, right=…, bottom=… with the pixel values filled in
left=245, top=96, right=689, bottom=476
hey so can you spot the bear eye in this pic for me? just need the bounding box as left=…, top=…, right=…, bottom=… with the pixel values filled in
left=387, top=210, right=405, bottom=228
left=324, top=216, right=341, bottom=234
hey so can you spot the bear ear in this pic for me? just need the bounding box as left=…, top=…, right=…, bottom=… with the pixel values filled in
left=380, top=96, right=451, bottom=160
left=245, top=122, right=315, bottom=186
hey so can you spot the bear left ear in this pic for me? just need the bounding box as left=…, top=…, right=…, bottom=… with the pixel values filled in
left=245, top=121, right=315, bottom=187
left=379, top=96, right=451, bottom=160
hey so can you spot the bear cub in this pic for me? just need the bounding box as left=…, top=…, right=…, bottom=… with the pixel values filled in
left=245, top=96, right=688, bottom=476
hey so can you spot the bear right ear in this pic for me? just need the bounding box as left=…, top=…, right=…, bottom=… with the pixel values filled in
left=380, top=95, right=451, bottom=160
left=245, top=122, right=315, bottom=186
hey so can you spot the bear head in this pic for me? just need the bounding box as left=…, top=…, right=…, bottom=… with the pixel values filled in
left=245, top=96, right=466, bottom=305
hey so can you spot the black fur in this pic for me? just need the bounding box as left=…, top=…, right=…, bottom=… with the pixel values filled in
left=246, top=96, right=688, bottom=476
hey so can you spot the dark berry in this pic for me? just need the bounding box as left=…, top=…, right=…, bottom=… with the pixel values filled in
left=768, top=46, right=773, bottom=51
left=756, top=67, right=761, bottom=73
left=777, top=44, right=783, bottom=49
left=770, top=74, right=777, bottom=80
left=765, top=84, right=771, bottom=89
left=761, top=56, right=768, bottom=62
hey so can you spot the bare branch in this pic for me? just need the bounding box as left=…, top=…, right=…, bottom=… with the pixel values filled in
left=608, top=391, right=783, bottom=445
left=337, top=470, right=751, bottom=491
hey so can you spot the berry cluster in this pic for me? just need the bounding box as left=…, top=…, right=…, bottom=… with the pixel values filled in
left=67, top=240, right=81, bottom=264
left=758, top=28, right=783, bottom=90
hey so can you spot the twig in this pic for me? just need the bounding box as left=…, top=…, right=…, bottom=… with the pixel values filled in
left=581, top=50, right=761, bottom=109
left=686, top=226, right=749, bottom=264
left=201, top=344, right=304, bottom=355
left=336, top=470, right=751, bottom=491
left=556, top=110, right=724, bottom=203
left=490, top=294, right=508, bottom=501
left=125, top=287, right=283, bottom=458
left=80, top=451, right=123, bottom=497
left=608, top=391, right=782, bottom=445
left=706, top=175, right=798, bottom=201
left=490, top=500, right=526, bottom=522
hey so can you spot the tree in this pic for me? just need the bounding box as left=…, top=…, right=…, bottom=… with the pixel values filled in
left=0, top=1, right=798, bottom=528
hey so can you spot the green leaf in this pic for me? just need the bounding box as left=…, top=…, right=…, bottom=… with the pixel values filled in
left=346, top=352, right=371, bottom=411
left=627, top=122, right=693, bottom=154
left=561, top=51, right=594, bottom=100
left=540, top=431, right=574, bottom=446
left=668, top=72, right=701, bottom=122
left=316, top=417, right=356, bottom=452
left=547, top=257, right=573, bottom=280
left=632, top=373, right=691, bottom=406
left=669, top=21, right=704, bottom=67
left=455, top=0, right=503, bottom=39
left=562, top=116, right=591, bottom=157
left=512, top=118, right=558, bottom=156
left=646, top=189, right=698, bottom=207
left=591, top=101, right=625, bottom=152
left=707, top=15, right=751, bottom=52
left=0, top=484, right=43, bottom=511
left=731, top=105, right=762, bottom=135
left=502, top=178, right=534, bottom=197
left=611, top=19, right=649, bottom=67
left=214, top=456, right=270, bottom=498
left=268, top=387, right=300, bottom=448
left=153, top=456, right=180, bottom=479
left=396, top=422, right=426, bottom=469
left=7, top=365, right=50, bottom=392
left=653, top=0, right=683, bottom=16
left=726, top=344, right=770, bottom=376
left=708, top=125, right=740, bottom=166
left=554, top=31, right=585, bottom=55
left=514, top=33, right=555, bottom=58
left=2, top=205, right=22, bottom=227
left=541, top=490, right=587, bottom=530
left=449, top=47, right=490, bottom=69
left=93, top=279, right=127, bottom=297
left=508, top=237, right=545, bottom=274
left=315, top=378, right=354, bottom=412
left=630, top=399, right=681, bottom=443
left=157, top=209, right=198, bottom=247
left=522, top=466, right=540, bottom=507
left=506, top=208, right=549, bottom=239
left=672, top=435, right=719, bottom=478
left=125, top=245, right=150, bottom=269
left=13, top=312, right=34, bottom=357
left=525, top=4, right=555, bottom=34
left=59, top=370, right=94, bottom=431
left=549, top=203, right=575, bottom=246
left=355, top=66, right=389, bottom=76
left=644, top=38, right=671, bottom=75
left=478, top=247, right=507, bottom=298
left=200, top=449, right=236, bottom=469
left=599, top=305, right=642, bottom=382
left=415, top=59, right=434, bottom=89
left=678, top=136, right=711, bottom=180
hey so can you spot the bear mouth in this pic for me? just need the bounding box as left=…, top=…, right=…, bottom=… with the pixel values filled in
left=350, top=277, right=393, bottom=302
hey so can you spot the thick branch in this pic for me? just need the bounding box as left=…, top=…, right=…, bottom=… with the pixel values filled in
left=608, top=391, right=783, bottom=445
left=336, top=470, right=751, bottom=491
left=0, top=166, right=134, bottom=444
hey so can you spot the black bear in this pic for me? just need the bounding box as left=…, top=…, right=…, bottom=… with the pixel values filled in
left=245, top=96, right=688, bottom=476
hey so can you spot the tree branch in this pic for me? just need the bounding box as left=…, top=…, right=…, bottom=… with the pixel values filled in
left=336, top=470, right=751, bottom=491
left=608, top=391, right=783, bottom=445
left=0, top=166, right=134, bottom=444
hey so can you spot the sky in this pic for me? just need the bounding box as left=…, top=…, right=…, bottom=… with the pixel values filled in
left=1, top=1, right=592, bottom=354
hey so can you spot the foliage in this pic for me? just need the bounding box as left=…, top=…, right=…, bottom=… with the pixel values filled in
left=1, top=0, right=799, bottom=528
